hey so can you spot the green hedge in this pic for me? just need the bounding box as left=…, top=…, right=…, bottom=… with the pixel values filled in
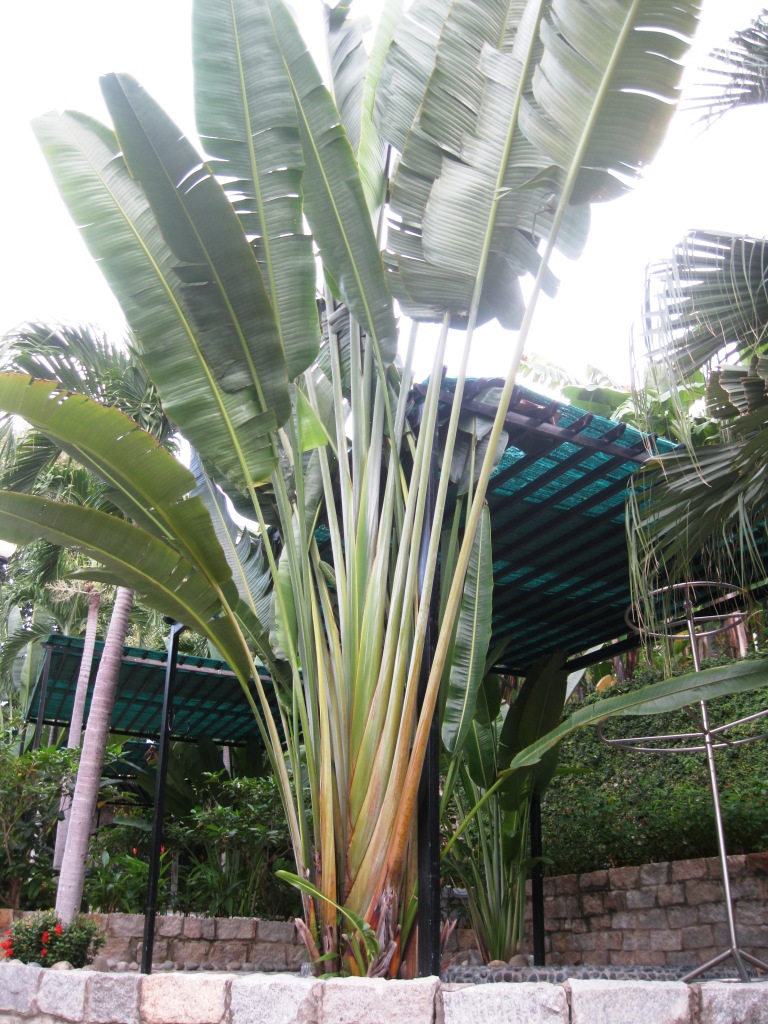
left=541, top=667, right=768, bottom=876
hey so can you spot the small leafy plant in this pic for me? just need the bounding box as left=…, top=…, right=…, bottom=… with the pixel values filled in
left=1, top=910, right=104, bottom=968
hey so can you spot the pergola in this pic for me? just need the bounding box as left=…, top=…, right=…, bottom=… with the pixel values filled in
left=25, top=381, right=674, bottom=975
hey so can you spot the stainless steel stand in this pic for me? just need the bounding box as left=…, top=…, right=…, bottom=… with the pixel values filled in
left=600, top=581, right=768, bottom=982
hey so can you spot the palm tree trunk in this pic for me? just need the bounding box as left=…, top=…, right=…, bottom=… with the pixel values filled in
left=55, top=586, right=133, bottom=924
left=53, top=585, right=101, bottom=870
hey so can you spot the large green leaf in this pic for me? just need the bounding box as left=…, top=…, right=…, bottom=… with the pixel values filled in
left=193, top=0, right=320, bottom=380
left=189, top=451, right=274, bottom=626
left=0, top=375, right=232, bottom=587
left=101, top=73, right=291, bottom=433
left=32, top=110, right=278, bottom=491
left=504, top=658, right=768, bottom=776
left=0, top=492, right=253, bottom=682
left=442, top=504, right=493, bottom=754
left=256, top=0, right=397, bottom=362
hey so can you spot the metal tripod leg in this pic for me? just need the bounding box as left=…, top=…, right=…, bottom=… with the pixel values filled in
left=680, top=611, right=768, bottom=982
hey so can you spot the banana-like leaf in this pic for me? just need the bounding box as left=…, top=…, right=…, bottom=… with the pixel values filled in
left=465, top=718, right=498, bottom=790
left=189, top=451, right=273, bottom=626
left=0, top=492, right=253, bottom=682
left=32, top=110, right=278, bottom=491
left=326, top=0, right=402, bottom=215
left=442, top=504, right=493, bottom=754
left=0, top=375, right=233, bottom=587
left=499, top=649, right=568, bottom=757
left=504, top=657, right=768, bottom=776
left=520, top=0, right=699, bottom=201
left=193, top=0, right=320, bottom=380
left=326, top=2, right=369, bottom=156
left=101, top=73, right=291, bottom=432
left=256, top=0, right=397, bottom=362
left=473, top=672, right=503, bottom=727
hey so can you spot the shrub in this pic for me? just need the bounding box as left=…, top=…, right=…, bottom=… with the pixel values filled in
left=1, top=910, right=103, bottom=967
left=542, top=670, right=768, bottom=875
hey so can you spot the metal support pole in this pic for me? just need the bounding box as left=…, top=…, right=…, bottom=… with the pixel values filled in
left=530, top=793, right=546, bottom=966
left=681, top=601, right=751, bottom=983
left=32, top=645, right=53, bottom=749
left=141, top=621, right=184, bottom=975
left=417, top=444, right=441, bottom=978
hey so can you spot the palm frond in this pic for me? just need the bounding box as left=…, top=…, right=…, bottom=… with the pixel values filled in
left=694, top=9, right=768, bottom=123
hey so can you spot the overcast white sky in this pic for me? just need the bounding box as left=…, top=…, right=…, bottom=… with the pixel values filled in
left=1, top=0, right=767, bottom=388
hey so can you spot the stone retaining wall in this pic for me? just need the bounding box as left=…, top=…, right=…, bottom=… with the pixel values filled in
left=0, top=912, right=305, bottom=973
left=2, top=852, right=766, bottom=973
left=521, top=852, right=768, bottom=969
left=1, top=962, right=767, bottom=1024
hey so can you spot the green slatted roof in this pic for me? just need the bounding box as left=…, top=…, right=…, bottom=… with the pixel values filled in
left=408, top=379, right=677, bottom=675
left=25, top=381, right=675, bottom=741
left=26, top=634, right=273, bottom=744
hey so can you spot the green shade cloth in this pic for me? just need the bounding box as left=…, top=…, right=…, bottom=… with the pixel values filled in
left=26, top=633, right=272, bottom=744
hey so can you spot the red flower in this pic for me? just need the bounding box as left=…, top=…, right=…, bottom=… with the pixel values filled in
left=41, top=949, right=47, bottom=957
left=54, top=924, right=63, bottom=935
left=4, top=930, right=10, bottom=936
left=5, top=947, right=13, bottom=957
left=41, top=931, right=50, bottom=944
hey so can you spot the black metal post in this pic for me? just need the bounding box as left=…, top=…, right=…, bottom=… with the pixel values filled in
left=32, top=645, right=53, bottom=749
left=141, top=621, right=184, bottom=974
left=417, top=445, right=441, bottom=977
left=530, top=792, right=546, bottom=965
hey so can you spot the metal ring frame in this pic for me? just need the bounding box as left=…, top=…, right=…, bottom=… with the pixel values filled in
left=599, top=581, right=768, bottom=983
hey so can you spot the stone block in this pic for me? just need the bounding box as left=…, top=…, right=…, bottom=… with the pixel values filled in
left=551, top=896, right=579, bottom=919
left=442, top=982, right=568, bottom=1023
left=612, top=910, right=668, bottom=930
left=210, top=941, right=247, bottom=965
left=100, top=936, right=133, bottom=961
left=681, top=925, right=714, bottom=950
left=717, top=856, right=745, bottom=880
left=569, top=933, right=595, bottom=952
left=321, top=977, right=439, bottom=1024
left=141, top=973, right=231, bottom=1024
left=256, top=921, right=295, bottom=945
left=246, top=944, right=293, bottom=972
left=699, top=981, right=768, bottom=1024
left=109, top=914, right=145, bottom=939
left=684, top=881, right=722, bottom=906
left=626, top=889, right=657, bottom=910
left=640, top=863, right=671, bottom=887
left=608, top=866, right=640, bottom=891
left=745, top=852, right=768, bottom=876
left=592, top=931, right=622, bottom=952
left=728, top=877, right=759, bottom=900
left=656, top=883, right=685, bottom=907
left=650, top=929, right=683, bottom=952
left=38, top=969, right=90, bottom=1021
left=568, top=980, right=692, bottom=1024
left=184, top=918, right=216, bottom=940
left=0, top=909, right=12, bottom=930
left=215, top=918, right=255, bottom=941
left=667, top=907, right=700, bottom=929
left=0, top=961, right=42, bottom=1014
left=581, top=894, right=604, bottom=917
left=554, top=874, right=580, bottom=896
left=712, top=923, right=767, bottom=949
left=603, top=891, right=627, bottom=913
left=136, top=939, right=169, bottom=963
left=231, top=974, right=319, bottom=1024
left=170, top=941, right=212, bottom=964
left=671, top=859, right=707, bottom=883
left=620, top=932, right=650, bottom=952
left=156, top=916, right=184, bottom=938
left=88, top=972, right=141, bottom=1024
left=579, top=870, right=609, bottom=893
